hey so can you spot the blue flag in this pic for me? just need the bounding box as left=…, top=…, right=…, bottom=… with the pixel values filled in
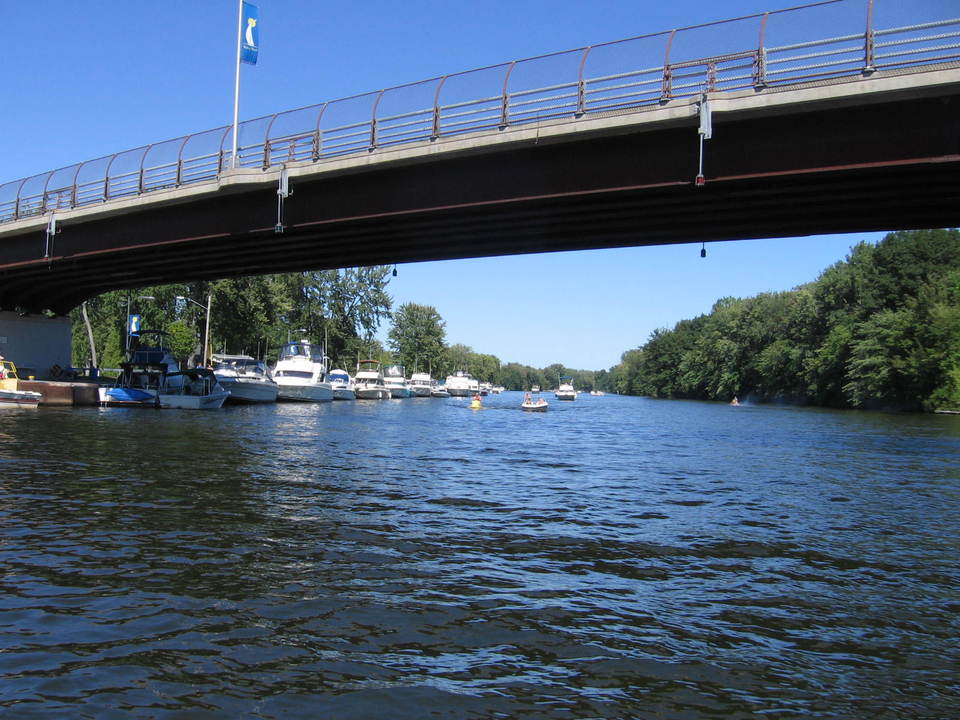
left=240, top=2, right=259, bottom=65
left=128, top=314, right=141, bottom=337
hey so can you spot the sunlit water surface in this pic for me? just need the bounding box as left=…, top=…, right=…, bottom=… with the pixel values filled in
left=1, top=394, right=958, bottom=719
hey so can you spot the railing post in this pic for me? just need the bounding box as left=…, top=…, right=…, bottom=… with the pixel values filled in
left=313, top=102, right=330, bottom=161
left=500, top=61, right=517, bottom=128
left=576, top=47, right=593, bottom=115
left=754, top=12, right=769, bottom=89
left=661, top=29, right=677, bottom=103
left=431, top=76, right=448, bottom=139
left=863, top=0, right=876, bottom=73
left=370, top=90, right=385, bottom=150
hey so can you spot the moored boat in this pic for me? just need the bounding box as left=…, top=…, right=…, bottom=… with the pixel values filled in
left=212, top=354, right=278, bottom=404
left=384, top=365, right=412, bottom=398
left=445, top=370, right=478, bottom=397
left=0, top=359, right=42, bottom=408
left=354, top=360, right=391, bottom=400
left=156, top=369, right=230, bottom=409
left=430, top=383, right=450, bottom=398
left=328, top=369, right=357, bottom=401
left=272, top=339, right=333, bottom=402
left=409, top=371, right=434, bottom=397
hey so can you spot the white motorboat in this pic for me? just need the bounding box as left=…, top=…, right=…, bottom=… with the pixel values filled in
left=383, top=365, right=412, bottom=398
left=522, top=390, right=549, bottom=412
left=430, top=383, right=450, bottom=398
left=212, top=354, right=278, bottom=404
left=409, top=371, right=433, bottom=397
left=272, top=339, right=333, bottom=402
left=328, top=369, right=357, bottom=401
left=157, top=369, right=230, bottom=409
left=555, top=376, right=576, bottom=401
left=354, top=360, right=391, bottom=400
left=445, top=370, right=478, bottom=397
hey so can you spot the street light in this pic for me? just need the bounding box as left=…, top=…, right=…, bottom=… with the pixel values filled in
left=176, top=293, right=212, bottom=367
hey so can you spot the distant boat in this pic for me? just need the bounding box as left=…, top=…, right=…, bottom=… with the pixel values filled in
left=430, top=382, right=450, bottom=398
left=409, top=371, right=434, bottom=397
left=272, top=339, right=333, bottom=402
left=446, top=370, right=478, bottom=397
left=384, top=365, right=413, bottom=398
left=354, top=360, right=391, bottom=400
left=555, top=376, right=576, bottom=401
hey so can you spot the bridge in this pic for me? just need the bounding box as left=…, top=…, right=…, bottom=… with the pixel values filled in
left=1, top=1, right=959, bottom=314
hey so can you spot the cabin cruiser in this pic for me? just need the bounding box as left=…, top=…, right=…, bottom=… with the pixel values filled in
left=408, top=371, right=434, bottom=397
left=445, top=370, right=478, bottom=397
left=555, top=376, right=576, bottom=401
left=328, top=369, right=357, bottom=401
left=430, top=383, right=450, bottom=398
left=354, top=360, right=390, bottom=400
left=272, top=339, right=333, bottom=402
left=99, top=331, right=187, bottom=407
left=212, top=354, right=278, bottom=403
left=383, top=365, right=412, bottom=398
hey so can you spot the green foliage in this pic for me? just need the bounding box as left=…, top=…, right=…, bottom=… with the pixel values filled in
left=387, top=303, right=446, bottom=375
left=609, top=229, right=960, bottom=411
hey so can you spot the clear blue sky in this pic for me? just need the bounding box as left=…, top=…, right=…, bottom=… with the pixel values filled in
left=3, top=1, right=952, bottom=370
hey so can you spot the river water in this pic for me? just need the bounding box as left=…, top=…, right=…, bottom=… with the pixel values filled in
left=1, top=393, right=958, bottom=719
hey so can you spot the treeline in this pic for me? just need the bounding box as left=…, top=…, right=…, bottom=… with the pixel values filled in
left=69, top=268, right=606, bottom=392
left=607, top=229, right=960, bottom=411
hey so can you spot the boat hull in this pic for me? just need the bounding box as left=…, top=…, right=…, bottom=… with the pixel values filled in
left=355, top=386, right=390, bottom=400
left=388, top=387, right=412, bottom=398
left=0, top=389, right=42, bottom=408
left=221, top=379, right=278, bottom=404
left=522, top=402, right=548, bottom=412
left=332, top=387, right=356, bottom=401
left=99, top=386, right=158, bottom=408
left=158, top=390, right=230, bottom=410
left=276, top=382, right=333, bottom=402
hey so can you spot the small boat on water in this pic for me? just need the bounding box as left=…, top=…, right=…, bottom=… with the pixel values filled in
left=522, top=390, right=548, bottom=412
left=212, top=354, right=278, bottom=404
left=409, top=371, right=434, bottom=397
left=555, top=376, right=576, bottom=401
left=430, top=382, right=450, bottom=398
left=445, top=370, right=478, bottom=397
left=328, top=369, right=357, bottom=401
left=0, top=359, right=42, bottom=408
left=272, top=339, right=333, bottom=402
left=384, top=365, right=412, bottom=398
left=354, top=360, right=391, bottom=400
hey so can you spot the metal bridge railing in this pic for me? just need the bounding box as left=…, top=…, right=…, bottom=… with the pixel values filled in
left=1, top=0, right=958, bottom=227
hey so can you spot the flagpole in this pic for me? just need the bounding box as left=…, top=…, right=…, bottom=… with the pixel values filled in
left=231, top=0, right=243, bottom=169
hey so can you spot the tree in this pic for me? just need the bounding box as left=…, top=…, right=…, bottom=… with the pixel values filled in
left=387, top=303, right=446, bottom=374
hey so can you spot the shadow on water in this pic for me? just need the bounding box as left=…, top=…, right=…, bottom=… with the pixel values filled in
left=0, top=395, right=958, bottom=718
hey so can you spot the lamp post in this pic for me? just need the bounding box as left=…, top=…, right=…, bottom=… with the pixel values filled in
left=125, top=294, right=155, bottom=353
left=176, top=293, right=212, bottom=367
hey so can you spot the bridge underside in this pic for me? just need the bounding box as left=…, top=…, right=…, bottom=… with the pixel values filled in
left=2, top=92, right=958, bottom=315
